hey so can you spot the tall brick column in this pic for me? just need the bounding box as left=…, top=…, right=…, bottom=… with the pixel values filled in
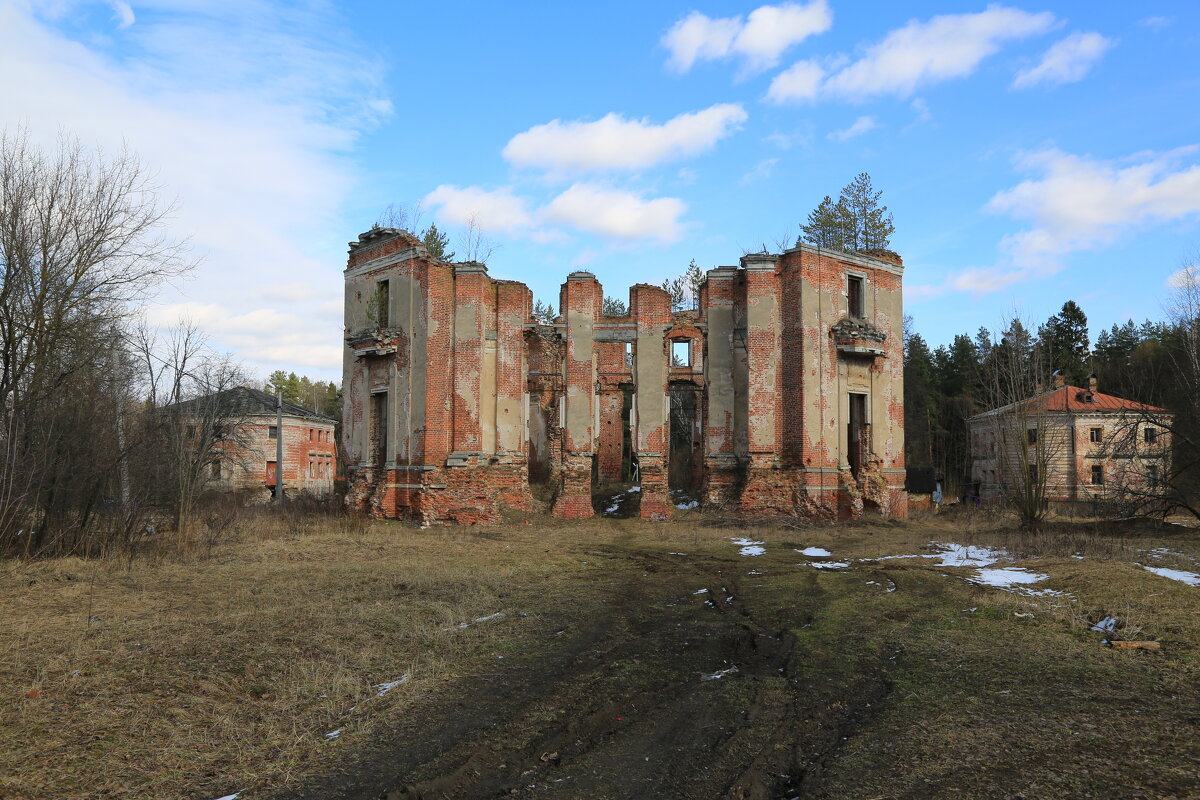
left=450, top=262, right=487, bottom=461
left=702, top=267, right=740, bottom=505
left=552, top=272, right=599, bottom=518
left=740, top=254, right=788, bottom=513
left=631, top=284, right=672, bottom=520
left=495, top=281, right=533, bottom=510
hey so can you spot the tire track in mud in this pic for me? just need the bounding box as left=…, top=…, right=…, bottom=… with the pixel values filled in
left=273, top=537, right=899, bottom=800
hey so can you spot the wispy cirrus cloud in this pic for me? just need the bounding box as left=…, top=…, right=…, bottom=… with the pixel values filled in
left=768, top=5, right=1057, bottom=103
left=828, top=115, right=876, bottom=142
left=1012, top=31, right=1114, bottom=89
left=0, top=0, right=392, bottom=378
left=662, top=1, right=832, bottom=75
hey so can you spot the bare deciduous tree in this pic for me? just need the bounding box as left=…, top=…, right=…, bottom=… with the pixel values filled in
left=0, top=127, right=190, bottom=556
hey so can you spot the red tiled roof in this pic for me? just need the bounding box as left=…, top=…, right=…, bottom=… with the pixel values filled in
left=1008, top=385, right=1166, bottom=414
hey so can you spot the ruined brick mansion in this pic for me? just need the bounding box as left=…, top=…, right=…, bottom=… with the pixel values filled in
left=342, top=227, right=907, bottom=524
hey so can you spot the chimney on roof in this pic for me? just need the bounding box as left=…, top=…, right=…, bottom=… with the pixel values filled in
left=1087, top=373, right=1098, bottom=393
left=1051, top=369, right=1065, bottom=389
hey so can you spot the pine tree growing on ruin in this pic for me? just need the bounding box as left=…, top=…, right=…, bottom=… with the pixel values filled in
left=422, top=223, right=455, bottom=261
left=798, top=195, right=847, bottom=249
left=798, top=174, right=894, bottom=253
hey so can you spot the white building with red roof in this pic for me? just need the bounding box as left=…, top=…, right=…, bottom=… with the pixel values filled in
left=968, top=375, right=1172, bottom=511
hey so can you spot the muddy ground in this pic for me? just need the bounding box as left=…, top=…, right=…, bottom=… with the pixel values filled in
left=271, top=518, right=1200, bottom=800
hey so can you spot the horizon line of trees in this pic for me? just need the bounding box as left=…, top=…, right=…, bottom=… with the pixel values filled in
left=905, top=282, right=1200, bottom=519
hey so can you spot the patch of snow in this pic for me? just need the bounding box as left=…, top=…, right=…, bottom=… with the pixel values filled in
left=700, top=666, right=739, bottom=681
left=730, top=537, right=765, bottom=556
left=933, top=543, right=1007, bottom=567
left=797, top=547, right=831, bottom=557
left=809, top=561, right=850, bottom=569
left=865, top=580, right=878, bottom=586
left=628, top=486, right=641, bottom=493
left=213, top=794, right=241, bottom=800
left=693, top=588, right=710, bottom=595
left=1141, top=565, right=1200, bottom=586
left=668, top=552, right=688, bottom=555
left=604, top=504, right=619, bottom=514
left=325, top=729, right=341, bottom=740
left=1092, top=616, right=1118, bottom=632
left=675, top=500, right=699, bottom=510
left=970, top=567, right=1049, bottom=589
left=473, top=612, right=506, bottom=624
left=1071, top=554, right=1085, bottom=559
left=748, top=569, right=765, bottom=575
left=374, top=675, right=410, bottom=696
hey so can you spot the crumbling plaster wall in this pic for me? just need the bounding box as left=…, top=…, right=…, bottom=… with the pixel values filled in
left=342, top=230, right=907, bottom=524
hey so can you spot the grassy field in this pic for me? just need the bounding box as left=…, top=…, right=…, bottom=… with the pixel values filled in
left=1, top=508, right=1197, bottom=799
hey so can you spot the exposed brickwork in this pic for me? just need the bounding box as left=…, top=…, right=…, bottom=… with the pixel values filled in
left=342, top=230, right=906, bottom=524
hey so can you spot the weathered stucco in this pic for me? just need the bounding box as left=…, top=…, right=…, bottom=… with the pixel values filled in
left=342, top=229, right=907, bottom=524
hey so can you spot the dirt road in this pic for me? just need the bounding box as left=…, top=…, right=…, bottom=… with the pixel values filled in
left=277, top=535, right=886, bottom=800
left=270, top=521, right=1200, bottom=800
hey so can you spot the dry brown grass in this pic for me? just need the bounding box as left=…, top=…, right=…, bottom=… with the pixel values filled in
left=1, top=508, right=1196, bottom=799
left=0, top=511, right=598, bottom=800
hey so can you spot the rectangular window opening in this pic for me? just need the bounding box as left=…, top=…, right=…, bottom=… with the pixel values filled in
left=1027, top=428, right=1038, bottom=445
left=268, top=425, right=278, bottom=440
left=1029, top=463, right=1038, bottom=485
left=847, top=275, right=864, bottom=319
left=671, top=340, right=691, bottom=367
left=375, top=279, right=390, bottom=327
left=1091, top=465, right=1104, bottom=486
left=1144, top=427, right=1157, bottom=443
left=1089, top=427, right=1102, bottom=443
left=371, top=392, right=389, bottom=464
left=1147, top=464, right=1159, bottom=487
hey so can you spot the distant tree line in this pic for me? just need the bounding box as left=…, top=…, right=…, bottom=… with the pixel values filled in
left=905, top=278, right=1200, bottom=517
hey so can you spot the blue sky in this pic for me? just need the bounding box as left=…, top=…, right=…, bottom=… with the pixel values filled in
left=3, top=1, right=1199, bottom=380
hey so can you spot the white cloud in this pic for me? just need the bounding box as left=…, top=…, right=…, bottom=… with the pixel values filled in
left=662, top=1, right=832, bottom=75
left=828, top=115, right=875, bottom=142
left=146, top=302, right=342, bottom=370
left=543, top=184, right=686, bottom=243
left=503, top=104, right=747, bottom=173
left=1139, top=16, right=1171, bottom=32
left=423, top=185, right=534, bottom=232
left=765, top=59, right=825, bottom=103
left=910, top=98, right=932, bottom=124
left=1166, top=265, right=1198, bottom=289
left=0, top=2, right=391, bottom=379
left=948, top=146, right=1200, bottom=292
left=1012, top=32, right=1114, bottom=89
left=739, top=157, right=780, bottom=184
left=109, top=1, right=134, bottom=28
left=792, top=5, right=1056, bottom=102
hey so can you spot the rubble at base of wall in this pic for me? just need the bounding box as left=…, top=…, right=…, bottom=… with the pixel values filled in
left=348, top=462, right=907, bottom=524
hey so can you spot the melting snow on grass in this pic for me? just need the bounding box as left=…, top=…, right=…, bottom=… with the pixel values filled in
left=700, top=666, right=739, bottom=681
left=324, top=729, right=341, bottom=740
left=1141, top=566, right=1200, bottom=586
left=797, top=547, right=831, bottom=557
left=932, top=543, right=1006, bottom=567
left=213, top=794, right=241, bottom=800
left=675, top=500, right=699, bottom=510
left=969, top=567, right=1049, bottom=589
left=374, top=675, right=410, bottom=697
left=808, top=561, right=851, bottom=570
left=730, top=538, right=765, bottom=556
